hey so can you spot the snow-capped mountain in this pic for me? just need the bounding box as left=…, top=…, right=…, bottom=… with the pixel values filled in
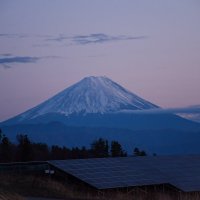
left=8, top=76, right=158, bottom=122
left=2, top=76, right=200, bottom=155
left=2, top=76, right=200, bottom=132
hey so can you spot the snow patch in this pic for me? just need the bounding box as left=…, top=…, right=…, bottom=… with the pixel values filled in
left=17, top=76, right=158, bottom=120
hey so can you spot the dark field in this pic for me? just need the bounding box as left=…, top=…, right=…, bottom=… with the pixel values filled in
left=0, top=174, right=200, bottom=200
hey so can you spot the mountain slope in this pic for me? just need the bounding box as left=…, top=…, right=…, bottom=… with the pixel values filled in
left=2, top=76, right=158, bottom=125
left=1, top=76, right=200, bottom=155
left=1, top=76, right=200, bottom=131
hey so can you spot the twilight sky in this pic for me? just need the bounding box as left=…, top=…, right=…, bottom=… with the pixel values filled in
left=0, top=0, right=200, bottom=121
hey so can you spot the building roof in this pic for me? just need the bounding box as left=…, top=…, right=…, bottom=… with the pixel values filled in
left=48, top=155, right=200, bottom=192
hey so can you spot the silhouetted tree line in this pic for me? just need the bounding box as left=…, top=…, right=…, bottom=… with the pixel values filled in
left=0, top=128, right=147, bottom=163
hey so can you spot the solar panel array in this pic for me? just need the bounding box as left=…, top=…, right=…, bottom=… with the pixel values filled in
left=49, top=155, right=200, bottom=192
left=151, top=156, right=200, bottom=192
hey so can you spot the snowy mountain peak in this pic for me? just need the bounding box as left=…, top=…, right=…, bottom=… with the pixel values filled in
left=78, top=76, right=118, bottom=87
left=13, top=76, right=158, bottom=120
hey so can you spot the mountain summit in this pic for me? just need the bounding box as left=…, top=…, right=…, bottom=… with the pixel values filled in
left=11, top=76, right=158, bottom=122
left=2, top=76, right=200, bottom=155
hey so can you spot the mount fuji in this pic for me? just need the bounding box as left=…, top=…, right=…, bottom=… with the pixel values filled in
left=1, top=76, right=200, bottom=154
left=3, top=76, right=158, bottom=124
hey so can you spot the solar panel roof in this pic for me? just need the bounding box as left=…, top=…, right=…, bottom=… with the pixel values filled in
left=48, top=155, right=200, bottom=192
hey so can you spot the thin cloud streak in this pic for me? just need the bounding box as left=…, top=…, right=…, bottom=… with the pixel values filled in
left=73, top=34, right=147, bottom=45
left=45, top=35, right=70, bottom=42
left=0, top=56, right=40, bottom=64
left=0, top=53, right=13, bottom=57
left=0, top=33, right=29, bottom=38
left=0, top=55, right=62, bottom=68
left=44, top=33, right=147, bottom=45
left=0, top=33, right=147, bottom=47
left=117, top=105, right=200, bottom=115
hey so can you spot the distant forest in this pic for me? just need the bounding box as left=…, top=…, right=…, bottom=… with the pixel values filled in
left=0, top=128, right=147, bottom=163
